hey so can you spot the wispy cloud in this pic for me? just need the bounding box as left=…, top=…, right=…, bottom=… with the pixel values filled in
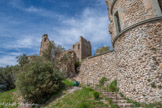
left=0, top=55, right=18, bottom=67
left=3, top=35, right=41, bottom=49
left=0, top=0, right=111, bottom=67
left=24, top=6, right=64, bottom=19
left=50, top=8, right=111, bottom=51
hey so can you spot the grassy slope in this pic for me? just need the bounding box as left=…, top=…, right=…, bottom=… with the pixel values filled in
left=50, top=87, right=108, bottom=108
left=0, top=89, right=18, bottom=108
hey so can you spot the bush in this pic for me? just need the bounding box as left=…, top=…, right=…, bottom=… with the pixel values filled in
left=0, top=65, right=19, bottom=90
left=99, top=77, right=107, bottom=86
left=16, top=61, right=65, bottom=104
left=107, top=80, right=119, bottom=92
left=75, top=61, right=81, bottom=68
left=93, top=91, right=100, bottom=100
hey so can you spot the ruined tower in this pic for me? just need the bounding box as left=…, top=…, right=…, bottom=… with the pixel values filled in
left=106, top=0, right=162, bottom=103
left=72, top=36, right=92, bottom=60
left=40, top=34, right=50, bottom=56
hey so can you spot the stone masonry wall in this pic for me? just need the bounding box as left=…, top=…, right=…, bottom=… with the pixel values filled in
left=40, top=34, right=50, bottom=56
left=75, top=0, right=162, bottom=104
left=75, top=51, right=117, bottom=85
left=72, top=36, right=91, bottom=60
left=80, top=36, right=92, bottom=60
left=115, top=21, right=162, bottom=103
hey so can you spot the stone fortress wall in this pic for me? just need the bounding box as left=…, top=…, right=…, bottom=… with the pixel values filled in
left=75, top=0, right=162, bottom=103
left=72, top=36, right=92, bottom=60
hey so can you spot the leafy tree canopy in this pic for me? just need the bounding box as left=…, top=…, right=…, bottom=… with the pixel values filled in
left=96, top=46, right=110, bottom=55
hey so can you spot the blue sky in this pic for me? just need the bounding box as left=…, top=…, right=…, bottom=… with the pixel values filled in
left=0, top=0, right=112, bottom=67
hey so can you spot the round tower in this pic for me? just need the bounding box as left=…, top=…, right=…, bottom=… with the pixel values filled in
left=106, top=0, right=162, bottom=103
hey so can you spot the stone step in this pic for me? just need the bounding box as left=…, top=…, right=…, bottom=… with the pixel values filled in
left=113, top=100, right=127, bottom=103
left=117, top=103, right=133, bottom=107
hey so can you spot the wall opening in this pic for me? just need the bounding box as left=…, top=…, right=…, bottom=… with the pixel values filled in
left=158, top=0, right=162, bottom=12
left=114, top=11, right=121, bottom=34
left=44, top=38, right=47, bottom=42
left=78, top=44, right=80, bottom=50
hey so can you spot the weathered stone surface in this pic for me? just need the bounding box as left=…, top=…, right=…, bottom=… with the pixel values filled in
left=75, top=0, right=162, bottom=104
left=72, top=36, right=91, bottom=61
left=75, top=51, right=117, bottom=85
left=54, top=50, right=77, bottom=78
left=40, top=34, right=50, bottom=56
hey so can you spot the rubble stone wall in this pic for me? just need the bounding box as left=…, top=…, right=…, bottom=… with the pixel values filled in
left=115, top=20, right=162, bottom=103
left=75, top=0, right=162, bottom=103
left=75, top=51, right=117, bottom=85
left=72, top=36, right=92, bottom=60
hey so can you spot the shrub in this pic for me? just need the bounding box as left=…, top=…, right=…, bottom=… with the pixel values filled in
left=75, top=61, right=81, bottom=68
left=133, top=101, right=141, bottom=107
left=16, top=61, right=65, bottom=104
left=119, top=93, right=124, bottom=98
left=99, top=77, right=107, bottom=86
left=0, top=65, right=19, bottom=90
left=93, top=91, right=100, bottom=100
left=151, top=82, right=156, bottom=88
left=107, top=80, right=119, bottom=92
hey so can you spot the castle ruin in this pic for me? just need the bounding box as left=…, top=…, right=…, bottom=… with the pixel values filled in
left=75, top=0, right=162, bottom=103
left=72, top=36, right=92, bottom=61
left=39, top=0, right=162, bottom=103
left=40, top=34, right=50, bottom=56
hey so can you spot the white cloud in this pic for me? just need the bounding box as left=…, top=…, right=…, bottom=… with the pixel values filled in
left=24, top=6, right=64, bottom=19
left=0, top=0, right=112, bottom=67
left=0, top=55, right=17, bottom=67
left=4, top=34, right=41, bottom=49
left=49, top=8, right=112, bottom=50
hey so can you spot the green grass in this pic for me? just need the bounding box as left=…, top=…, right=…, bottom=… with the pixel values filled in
left=99, top=77, right=107, bottom=86
left=125, top=97, right=162, bottom=108
left=50, top=87, right=108, bottom=108
left=62, top=79, right=74, bottom=86
left=0, top=89, right=18, bottom=108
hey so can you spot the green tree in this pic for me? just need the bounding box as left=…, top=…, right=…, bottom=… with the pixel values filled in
left=16, top=54, right=29, bottom=67
left=43, top=41, right=65, bottom=61
left=0, top=65, right=19, bottom=90
left=96, top=46, right=110, bottom=55
left=16, top=60, right=65, bottom=104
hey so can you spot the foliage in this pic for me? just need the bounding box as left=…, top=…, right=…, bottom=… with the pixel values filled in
left=16, top=61, right=65, bottom=104
left=93, top=91, right=100, bottom=100
left=43, top=41, right=65, bottom=61
left=62, top=79, right=73, bottom=86
left=50, top=87, right=108, bottom=108
left=107, top=80, right=119, bottom=92
left=125, top=97, right=162, bottom=108
left=151, top=82, right=156, bottom=88
left=110, top=104, right=120, bottom=108
left=0, top=89, right=18, bottom=108
left=96, top=46, right=110, bottom=55
left=16, top=54, right=29, bottom=67
left=105, top=98, right=119, bottom=108
left=99, top=77, right=107, bottom=86
left=119, top=92, right=124, bottom=98
left=75, top=61, right=81, bottom=68
left=0, top=66, right=19, bottom=90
